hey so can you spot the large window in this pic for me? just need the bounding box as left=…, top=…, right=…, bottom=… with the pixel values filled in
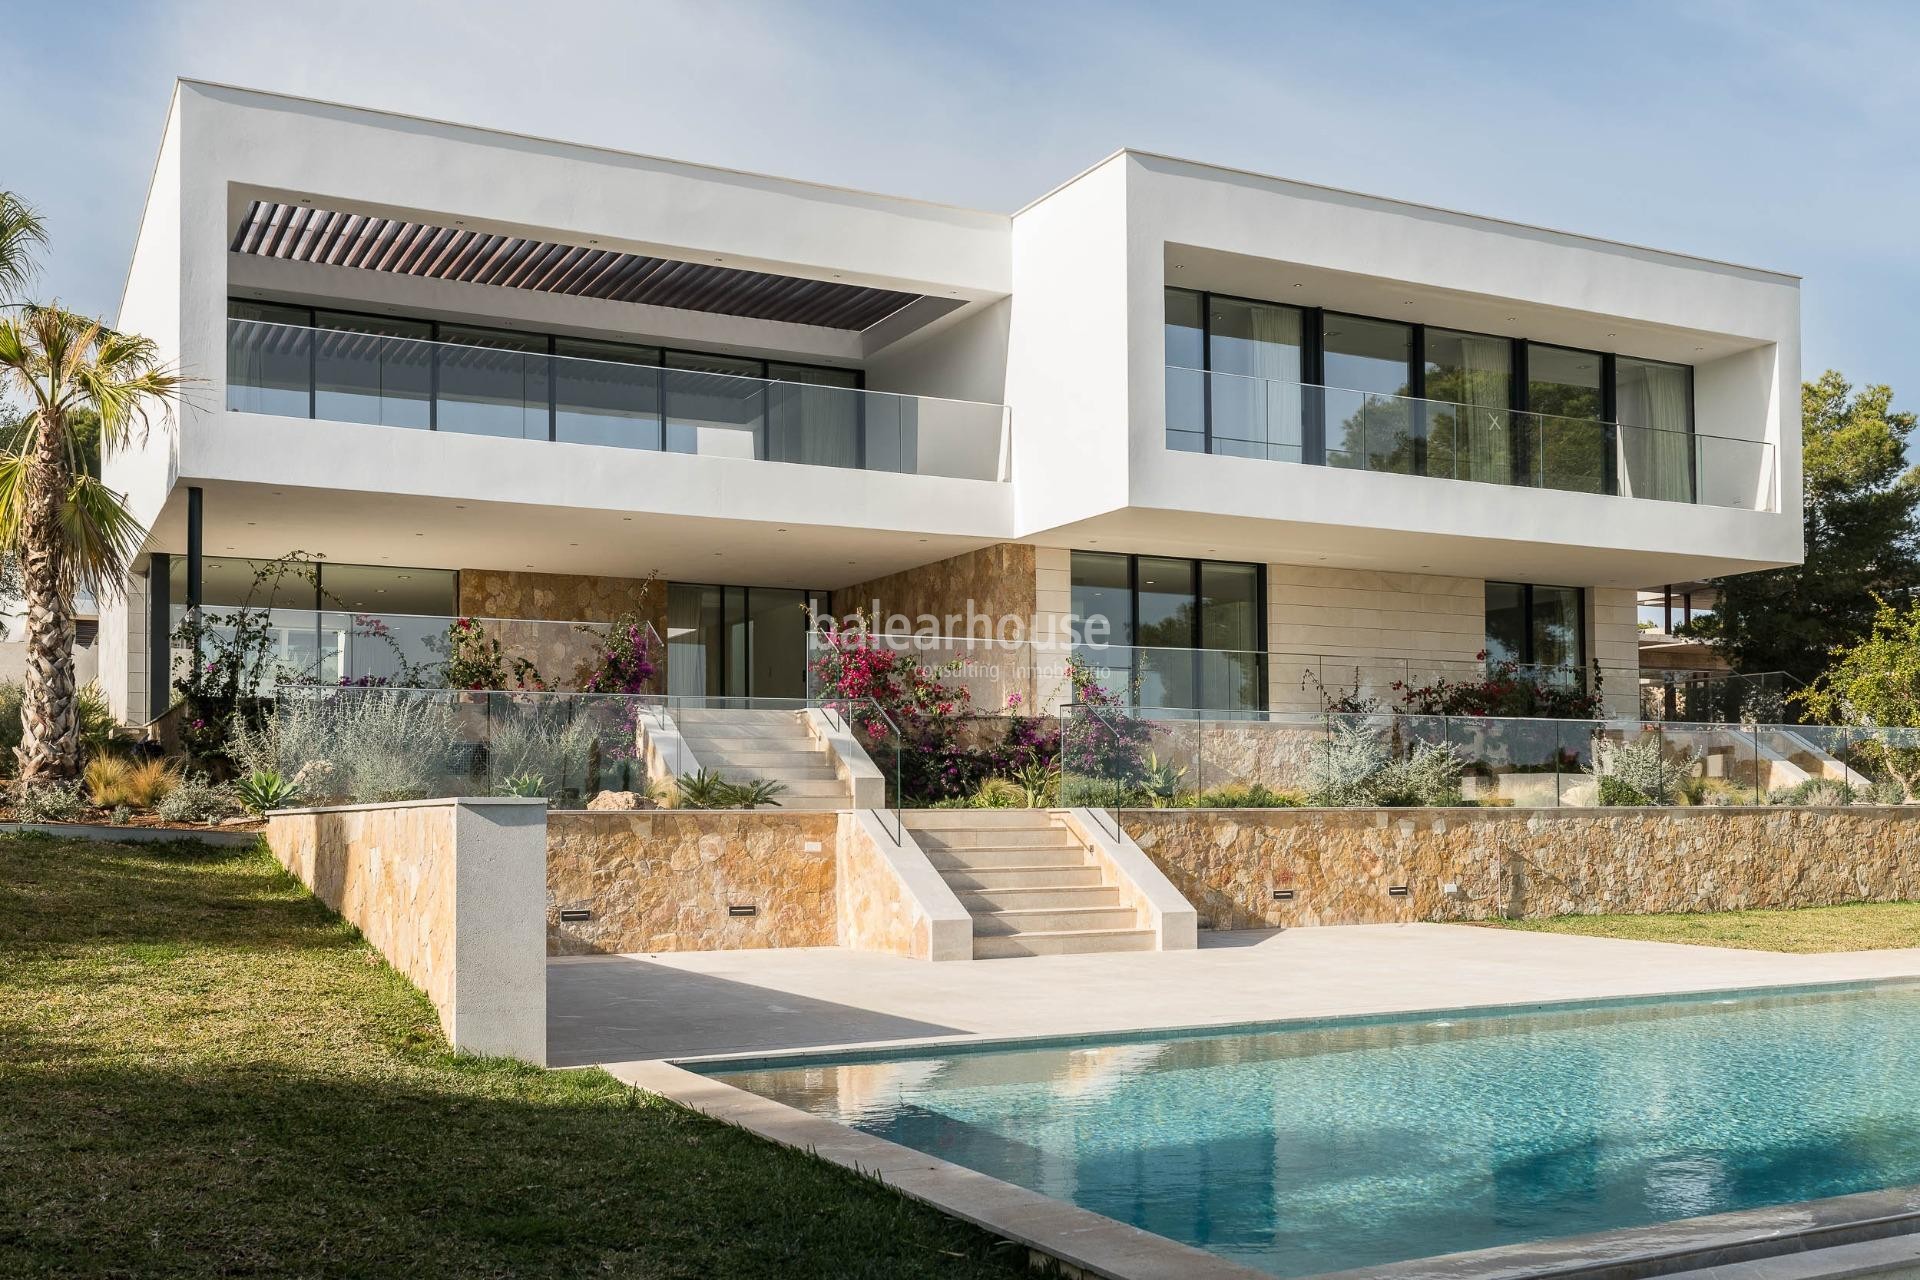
left=1162, top=288, right=1697, bottom=501
left=665, top=583, right=824, bottom=701
left=1485, top=582, right=1584, bottom=671
left=1071, top=552, right=1264, bottom=711
left=228, top=299, right=862, bottom=458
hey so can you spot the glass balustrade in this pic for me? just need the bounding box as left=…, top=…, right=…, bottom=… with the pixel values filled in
left=1167, top=365, right=1775, bottom=510
left=227, top=318, right=1010, bottom=481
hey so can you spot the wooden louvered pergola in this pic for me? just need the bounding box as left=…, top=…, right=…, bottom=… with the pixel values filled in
left=229, top=200, right=926, bottom=331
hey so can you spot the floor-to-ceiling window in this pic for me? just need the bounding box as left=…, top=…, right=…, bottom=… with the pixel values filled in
left=665, top=583, right=820, bottom=701
left=1322, top=314, right=1415, bottom=473
left=162, top=559, right=458, bottom=688
left=227, top=299, right=862, bottom=460
left=1485, top=582, right=1584, bottom=673
left=1071, top=552, right=1264, bottom=712
left=1615, top=356, right=1694, bottom=502
left=1162, top=289, right=1698, bottom=502
left=1525, top=344, right=1608, bottom=495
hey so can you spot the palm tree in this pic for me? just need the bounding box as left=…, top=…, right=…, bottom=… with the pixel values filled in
left=0, top=192, right=46, bottom=302
left=0, top=305, right=183, bottom=778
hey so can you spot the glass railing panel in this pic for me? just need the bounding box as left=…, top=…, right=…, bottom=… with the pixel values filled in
left=227, top=319, right=1009, bottom=481
left=554, top=357, right=663, bottom=449
left=905, top=395, right=1007, bottom=481
left=1165, top=365, right=1207, bottom=454
left=1533, top=414, right=1609, bottom=495
left=226, top=320, right=311, bottom=416
left=1165, top=364, right=1774, bottom=510
left=312, top=327, right=433, bottom=428
left=436, top=342, right=548, bottom=439
left=663, top=367, right=766, bottom=458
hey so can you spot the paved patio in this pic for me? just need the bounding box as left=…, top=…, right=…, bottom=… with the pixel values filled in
left=548, top=923, right=1920, bottom=1067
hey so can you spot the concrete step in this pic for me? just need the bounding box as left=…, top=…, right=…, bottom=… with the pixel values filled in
left=926, top=845, right=1089, bottom=871
left=973, top=928, right=1157, bottom=959
left=973, top=905, right=1142, bottom=935
left=911, top=826, right=1081, bottom=851
left=758, top=796, right=847, bottom=812
left=689, top=750, right=830, bottom=769
left=904, top=809, right=1067, bottom=830
left=958, top=884, right=1122, bottom=912
left=938, top=864, right=1107, bottom=891
left=674, top=712, right=810, bottom=730
left=680, top=735, right=818, bottom=754
left=714, top=775, right=847, bottom=798
left=706, top=763, right=842, bottom=782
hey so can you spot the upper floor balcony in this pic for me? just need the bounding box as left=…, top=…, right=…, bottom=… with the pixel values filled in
left=1166, top=366, right=1774, bottom=510
left=224, top=315, right=1010, bottom=482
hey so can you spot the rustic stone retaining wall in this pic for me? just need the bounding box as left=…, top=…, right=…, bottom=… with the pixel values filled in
left=547, top=810, right=838, bottom=955
left=1124, top=806, right=1920, bottom=929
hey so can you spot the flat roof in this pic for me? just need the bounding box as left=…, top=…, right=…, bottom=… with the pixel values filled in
left=177, top=78, right=1800, bottom=284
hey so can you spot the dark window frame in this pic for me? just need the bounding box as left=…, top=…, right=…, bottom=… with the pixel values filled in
left=1485, top=580, right=1587, bottom=670
left=1070, top=550, right=1268, bottom=710
left=1164, top=286, right=1696, bottom=492
left=227, top=297, right=864, bottom=459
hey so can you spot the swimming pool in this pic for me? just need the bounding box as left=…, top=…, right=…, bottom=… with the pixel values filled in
left=705, top=983, right=1920, bottom=1277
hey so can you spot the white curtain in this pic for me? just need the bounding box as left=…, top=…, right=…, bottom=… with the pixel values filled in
left=1618, top=362, right=1691, bottom=501
left=1457, top=335, right=1511, bottom=484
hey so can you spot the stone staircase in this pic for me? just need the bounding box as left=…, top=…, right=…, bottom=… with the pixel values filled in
left=903, top=810, right=1154, bottom=959
left=671, top=708, right=850, bottom=812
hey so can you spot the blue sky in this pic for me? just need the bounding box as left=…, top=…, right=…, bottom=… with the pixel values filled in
left=3, top=0, right=1916, bottom=404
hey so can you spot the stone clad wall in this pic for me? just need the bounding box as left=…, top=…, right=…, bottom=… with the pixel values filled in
left=1126, top=806, right=1920, bottom=929
left=267, top=797, right=549, bottom=1063
left=830, top=543, right=1037, bottom=631
left=457, top=569, right=669, bottom=691
left=836, top=812, right=933, bottom=958
left=547, top=810, right=839, bottom=955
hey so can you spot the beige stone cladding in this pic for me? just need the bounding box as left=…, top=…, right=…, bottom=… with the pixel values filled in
left=835, top=812, right=932, bottom=959
left=830, top=543, right=1038, bottom=633
left=1127, top=806, right=1920, bottom=930
left=1266, top=564, right=1485, bottom=712
left=458, top=568, right=668, bottom=688
left=1588, top=585, right=1641, bottom=718
left=546, top=810, right=838, bottom=955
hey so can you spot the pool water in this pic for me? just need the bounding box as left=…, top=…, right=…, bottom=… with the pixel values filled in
left=707, top=984, right=1920, bottom=1277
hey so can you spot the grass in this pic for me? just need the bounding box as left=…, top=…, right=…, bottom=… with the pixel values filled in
left=1488, top=901, right=1920, bottom=953
left=0, top=832, right=1026, bottom=1279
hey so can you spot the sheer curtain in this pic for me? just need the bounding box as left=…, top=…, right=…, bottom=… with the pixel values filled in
left=1617, top=359, right=1692, bottom=502
left=1456, top=335, right=1512, bottom=484
left=1248, top=305, right=1303, bottom=460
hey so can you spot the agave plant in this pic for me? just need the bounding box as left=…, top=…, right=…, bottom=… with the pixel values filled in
left=497, top=773, right=548, bottom=798
left=234, top=768, right=301, bottom=816
left=671, top=768, right=735, bottom=809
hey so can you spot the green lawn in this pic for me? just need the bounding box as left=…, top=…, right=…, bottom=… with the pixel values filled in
left=1488, top=901, right=1920, bottom=953
left=0, top=833, right=1025, bottom=1279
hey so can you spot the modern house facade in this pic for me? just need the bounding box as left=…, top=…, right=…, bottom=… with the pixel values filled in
left=100, top=80, right=1802, bottom=726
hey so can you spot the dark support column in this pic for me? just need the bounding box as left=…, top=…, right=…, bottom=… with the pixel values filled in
left=1663, top=586, right=1673, bottom=634
left=147, top=554, right=170, bottom=722
left=186, top=486, right=203, bottom=670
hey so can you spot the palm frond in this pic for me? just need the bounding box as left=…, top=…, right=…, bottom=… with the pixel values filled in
left=0, top=193, right=47, bottom=303
left=56, top=474, right=144, bottom=600
left=0, top=451, right=27, bottom=548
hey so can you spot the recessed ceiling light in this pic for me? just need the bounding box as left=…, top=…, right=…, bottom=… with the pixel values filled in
left=453, top=504, right=466, bottom=509
left=1292, top=283, right=1303, bottom=289
left=1607, top=333, right=1616, bottom=338
left=376, top=588, right=386, bottom=593
left=246, top=521, right=256, bottom=526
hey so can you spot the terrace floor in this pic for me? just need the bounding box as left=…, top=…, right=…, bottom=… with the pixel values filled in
left=548, top=923, right=1920, bottom=1067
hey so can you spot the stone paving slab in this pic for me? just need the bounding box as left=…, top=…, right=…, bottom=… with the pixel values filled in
left=550, top=924, right=1920, bottom=1066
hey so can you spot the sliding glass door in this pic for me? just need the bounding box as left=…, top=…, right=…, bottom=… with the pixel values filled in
left=1070, top=552, right=1265, bottom=713
left=666, top=582, right=814, bottom=701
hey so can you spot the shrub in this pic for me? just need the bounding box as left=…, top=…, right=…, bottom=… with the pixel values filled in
left=1394, top=651, right=1606, bottom=720
left=1375, top=741, right=1467, bottom=807
left=1058, top=775, right=1141, bottom=809
left=77, top=682, right=118, bottom=758
left=1306, top=719, right=1392, bottom=807
left=273, top=690, right=462, bottom=805
left=496, top=773, right=547, bottom=798
left=1598, top=776, right=1653, bottom=806
left=0, top=679, right=22, bottom=771
left=13, top=780, right=85, bottom=823
left=442, top=617, right=543, bottom=691
left=971, top=776, right=1027, bottom=808
left=235, top=768, right=301, bottom=815
left=486, top=702, right=599, bottom=799
left=108, top=804, right=132, bottom=826
left=668, top=769, right=784, bottom=809
left=1177, top=783, right=1305, bottom=809
left=123, top=757, right=182, bottom=809
left=1767, top=777, right=1860, bottom=806
left=84, top=755, right=132, bottom=807
left=1589, top=733, right=1696, bottom=806
left=156, top=776, right=239, bottom=824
